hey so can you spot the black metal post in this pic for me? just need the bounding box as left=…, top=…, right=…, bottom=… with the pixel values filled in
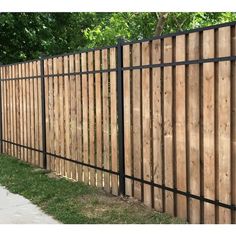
left=117, top=39, right=125, bottom=196
left=40, top=57, right=47, bottom=169
left=0, top=63, right=3, bottom=153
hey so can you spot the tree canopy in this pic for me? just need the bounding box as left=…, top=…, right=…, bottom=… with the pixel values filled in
left=0, top=12, right=236, bottom=64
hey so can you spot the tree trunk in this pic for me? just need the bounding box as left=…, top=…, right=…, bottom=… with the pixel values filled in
left=155, top=12, right=169, bottom=36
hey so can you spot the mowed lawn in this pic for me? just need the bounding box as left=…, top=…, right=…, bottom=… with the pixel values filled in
left=0, top=154, right=184, bottom=224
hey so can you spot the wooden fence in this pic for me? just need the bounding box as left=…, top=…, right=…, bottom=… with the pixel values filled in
left=0, top=21, right=236, bottom=224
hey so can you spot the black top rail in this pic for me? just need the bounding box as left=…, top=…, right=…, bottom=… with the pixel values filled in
left=0, top=20, right=235, bottom=67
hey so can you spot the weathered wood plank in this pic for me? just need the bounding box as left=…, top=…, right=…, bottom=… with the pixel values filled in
left=152, top=39, right=163, bottom=212
left=217, top=26, right=231, bottom=224
left=110, top=47, right=118, bottom=195
left=123, top=45, right=132, bottom=196
left=132, top=43, right=142, bottom=201
left=175, top=34, right=187, bottom=220
left=81, top=53, right=89, bottom=184
left=95, top=50, right=103, bottom=187
left=88, top=52, right=95, bottom=186
left=203, top=29, right=215, bottom=223
left=188, top=32, right=201, bottom=224
left=102, top=49, right=111, bottom=192
left=142, top=41, right=152, bottom=207
left=75, top=53, right=82, bottom=181
left=163, top=37, right=174, bottom=215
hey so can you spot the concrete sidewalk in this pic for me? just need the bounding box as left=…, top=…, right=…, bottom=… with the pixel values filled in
left=0, top=186, right=59, bottom=224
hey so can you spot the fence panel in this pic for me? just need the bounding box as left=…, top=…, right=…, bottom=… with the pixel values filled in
left=0, top=22, right=236, bottom=224
left=121, top=23, right=236, bottom=223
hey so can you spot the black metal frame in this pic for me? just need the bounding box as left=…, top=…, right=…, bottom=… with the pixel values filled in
left=117, top=38, right=125, bottom=196
left=0, top=21, right=236, bottom=217
left=40, top=57, right=47, bottom=169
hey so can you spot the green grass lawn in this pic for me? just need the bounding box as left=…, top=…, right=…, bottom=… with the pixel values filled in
left=0, top=154, right=184, bottom=224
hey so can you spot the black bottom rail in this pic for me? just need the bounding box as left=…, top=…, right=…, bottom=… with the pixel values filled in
left=1, top=139, right=235, bottom=212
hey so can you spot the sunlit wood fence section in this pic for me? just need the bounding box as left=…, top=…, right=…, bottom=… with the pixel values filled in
left=0, top=21, right=236, bottom=224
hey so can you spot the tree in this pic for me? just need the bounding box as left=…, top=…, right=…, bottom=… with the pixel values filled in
left=1, top=13, right=236, bottom=64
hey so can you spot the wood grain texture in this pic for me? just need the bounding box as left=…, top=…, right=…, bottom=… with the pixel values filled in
left=75, top=54, right=82, bottom=182
left=142, top=41, right=152, bottom=207
left=123, top=45, right=132, bottom=196
left=232, top=25, right=236, bottom=224
left=217, top=26, right=231, bottom=223
left=152, top=39, right=163, bottom=212
left=110, top=47, right=118, bottom=195
left=132, top=43, right=142, bottom=201
left=69, top=54, right=77, bottom=180
left=188, top=32, right=201, bottom=223
left=64, top=56, right=71, bottom=178
left=88, top=52, right=95, bottom=186
left=95, top=50, right=103, bottom=187
left=203, top=29, right=215, bottom=224
left=175, top=34, right=187, bottom=220
left=81, top=53, right=89, bottom=184
left=102, top=49, right=110, bottom=192
left=163, top=37, right=174, bottom=215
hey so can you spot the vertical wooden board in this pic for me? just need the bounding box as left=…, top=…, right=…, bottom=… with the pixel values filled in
left=81, top=53, right=89, bottom=184
left=152, top=39, right=163, bottom=212
left=88, top=51, right=95, bottom=186
left=10, top=66, right=13, bottom=155
left=48, top=58, right=55, bottom=171
left=44, top=59, right=51, bottom=170
left=26, top=63, right=32, bottom=163
left=33, top=62, right=39, bottom=166
left=132, top=43, right=142, bottom=200
left=232, top=25, right=236, bottom=224
left=7, top=66, right=10, bottom=154
left=53, top=57, right=60, bottom=174
left=12, top=65, right=16, bottom=156
left=58, top=57, right=64, bottom=175
left=5, top=67, right=8, bottom=154
left=12, top=65, right=16, bottom=157
left=217, top=26, right=231, bottom=223
left=123, top=45, right=132, bottom=196
left=110, top=47, right=118, bottom=195
left=30, top=62, right=35, bottom=164
left=69, top=54, right=77, bottom=180
left=188, top=32, right=201, bottom=224
left=203, top=29, right=215, bottom=224
left=9, top=66, right=13, bottom=155
left=3, top=67, right=6, bottom=153
left=163, top=37, right=174, bottom=215
left=5, top=67, right=9, bottom=154
left=102, top=49, right=110, bottom=192
left=28, top=63, right=32, bottom=163
left=8, top=66, right=11, bottom=155
left=75, top=54, right=82, bottom=181
left=95, top=50, right=102, bottom=187
left=27, top=63, right=32, bottom=163
left=15, top=65, right=20, bottom=159
left=37, top=61, right=43, bottom=167
left=12, top=65, right=17, bottom=157
left=64, top=56, right=71, bottom=178
left=19, top=64, right=23, bottom=160
left=22, top=64, right=27, bottom=161
left=142, top=41, right=152, bottom=207
left=175, top=35, right=187, bottom=220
